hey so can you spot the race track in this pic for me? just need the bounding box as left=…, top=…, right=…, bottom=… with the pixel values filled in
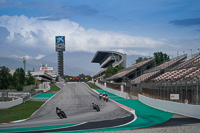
left=0, top=83, right=133, bottom=132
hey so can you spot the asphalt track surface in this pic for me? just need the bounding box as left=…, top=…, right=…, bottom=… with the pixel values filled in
left=0, top=83, right=133, bottom=132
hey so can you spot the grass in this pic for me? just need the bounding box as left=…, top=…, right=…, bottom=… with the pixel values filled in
left=87, top=82, right=101, bottom=89
left=0, top=101, right=44, bottom=123
left=45, top=83, right=60, bottom=93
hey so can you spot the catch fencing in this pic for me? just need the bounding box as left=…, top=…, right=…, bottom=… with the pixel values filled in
left=142, top=79, right=200, bottom=105
left=98, top=80, right=122, bottom=91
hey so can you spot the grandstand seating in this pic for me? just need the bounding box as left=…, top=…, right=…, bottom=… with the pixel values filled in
left=150, top=55, right=200, bottom=82
left=131, top=55, right=186, bottom=84
left=108, top=58, right=154, bottom=80
left=144, top=55, right=186, bottom=73
left=132, top=70, right=160, bottom=84
left=171, top=55, right=200, bottom=70
left=152, top=67, right=199, bottom=82
left=182, top=67, right=200, bottom=81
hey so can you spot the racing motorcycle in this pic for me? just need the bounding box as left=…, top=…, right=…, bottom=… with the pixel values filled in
left=92, top=103, right=100, bottom=112
left=56, top=107, right=67, bottom=119
left=103, top=95, right=106, bottom=101
left=105, top=95, right=109, bottom=102
left=99, top=93, right=102, bottom=100
left=57, top=111, right=67, bottom=119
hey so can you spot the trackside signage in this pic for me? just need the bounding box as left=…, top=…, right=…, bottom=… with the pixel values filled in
left=170, top=94, right=179, bottom=100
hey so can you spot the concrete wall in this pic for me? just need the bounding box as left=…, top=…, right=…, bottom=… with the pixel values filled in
left=0, top=98, right=23, bottom=109
left=138, top=94, right=200, bottom=119
left=36, top=82, right=50, bottom=92
left=96, top=82, right=127, bottom=99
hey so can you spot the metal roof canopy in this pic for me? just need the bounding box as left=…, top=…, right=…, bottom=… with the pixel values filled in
left=91, top=51, right=113, bottom=63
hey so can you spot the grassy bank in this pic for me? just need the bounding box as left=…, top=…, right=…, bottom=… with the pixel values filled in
left=45, top=83, right=60, bottom=93
left=0, top=101, right=44, bottom=123
left=87, top=82, right=101, bottom=89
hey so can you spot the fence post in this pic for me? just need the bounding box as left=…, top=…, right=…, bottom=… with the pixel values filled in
left=104, top=82, right=107, bottom=87
left=121, top=84, right=124, bottom=92
left=197, top=81, right=199, bottom=105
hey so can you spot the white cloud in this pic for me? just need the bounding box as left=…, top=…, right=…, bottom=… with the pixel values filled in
left=0, top=15, right=165, bottom=56
left=115, top=49, right=149, bottom=56
left=35, top=54, right=45, bottom=59
left=11, top=54, right=32, bottom=60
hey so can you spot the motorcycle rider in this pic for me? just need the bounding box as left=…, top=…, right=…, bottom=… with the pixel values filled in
left=103, top=93, right=106, bottom=101
left=99, top=93, right=102, bottom=100
left=105, top=94, right=109, bottom=102
left=92, top=103, right=99, bottom=111
left=56, top=107, right=62, bottom=116
left=56, top=107, right=67, bottom=118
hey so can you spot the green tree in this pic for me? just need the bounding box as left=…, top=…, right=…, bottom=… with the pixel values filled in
left=135, top=57, right=148, bottom=63
left=56, top=76, right=59, bottom=82
left=26, top=71, right=35, bottom=85
left=79, top=73, right=85, bottom=78
left=0, top=66, right=12, bottom=90
left=104, top=66, right=124, bottom=79
left=13, top=68, right=25, bottom=91
left=153, top=52, right=170, bottom=65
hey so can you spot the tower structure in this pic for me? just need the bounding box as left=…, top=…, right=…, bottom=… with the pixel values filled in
left=55, top=36, right=65, bottom=77
left=23, top=57, right=26, bottom=72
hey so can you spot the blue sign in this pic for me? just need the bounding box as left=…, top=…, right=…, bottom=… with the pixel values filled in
left=55, top=36, right=65, bottom=51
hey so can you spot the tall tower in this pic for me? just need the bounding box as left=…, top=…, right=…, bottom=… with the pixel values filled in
left=55, top=36, right=65, bottom=77
left=23, top=57, right=26, bottom=72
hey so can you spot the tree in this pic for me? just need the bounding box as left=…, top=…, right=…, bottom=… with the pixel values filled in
left=26, top=71, right=35, bottom=85
left=135, top=57, right=148, bottom=63
left=13, top=68, right=25, bottom=91
left=0, top=66, right=12, bottom=90
left=104, top=66, right=124, bottom=79
left=153, top=52, right=170, bottom=65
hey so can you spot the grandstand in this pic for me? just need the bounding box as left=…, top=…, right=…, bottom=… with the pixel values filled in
left=152, top=54, right=200, bottom=82
left=106, top=58, right=155, bottom=82
left=91, top=51, right=126, bottom=80
left=132, top=54, right=187, bottom=84
left=31, top=64, right=56, bottom=82
left=141, top=54, right=200, bottom=104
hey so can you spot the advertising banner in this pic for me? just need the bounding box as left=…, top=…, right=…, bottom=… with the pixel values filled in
left=55, top=36, right=65, bottom=51
left=170, top=94, right=179, bottom=100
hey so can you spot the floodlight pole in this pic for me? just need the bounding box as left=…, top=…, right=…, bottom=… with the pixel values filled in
left=23, top=57, right=26, bottom=72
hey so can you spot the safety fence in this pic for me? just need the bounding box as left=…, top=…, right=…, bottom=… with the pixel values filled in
left=23, top=85, right=36, bottom=91
left=141, top=80, right=200, bottom=105
left=98, top=80, right=122, bottom=91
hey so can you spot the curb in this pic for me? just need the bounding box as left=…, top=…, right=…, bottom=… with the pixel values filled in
left=91, top=87, right=135, bottom=113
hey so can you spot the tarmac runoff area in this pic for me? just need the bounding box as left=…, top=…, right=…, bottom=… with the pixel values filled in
left=1, top=83, right=200, bottom=132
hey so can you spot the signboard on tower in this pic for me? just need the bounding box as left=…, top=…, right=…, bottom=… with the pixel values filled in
left=55, top=36, right=65, bottom=51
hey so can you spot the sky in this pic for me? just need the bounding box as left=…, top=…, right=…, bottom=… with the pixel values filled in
left=0, top=0, right=200, bottom=63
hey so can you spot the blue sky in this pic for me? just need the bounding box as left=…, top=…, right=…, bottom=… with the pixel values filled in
left=0, top=0, right=200, bottom=63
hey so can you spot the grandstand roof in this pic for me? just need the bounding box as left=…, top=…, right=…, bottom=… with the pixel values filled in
left=91, top=51, right=126, bottom=68
left=91, top=51, right=123, bottom=62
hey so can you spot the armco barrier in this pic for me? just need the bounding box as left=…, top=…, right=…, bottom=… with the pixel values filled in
left=138, top=94, right=200, bottom=119
left=95, top=83, right=127, bottom=99
left=0, top=98, right=23, bottom=109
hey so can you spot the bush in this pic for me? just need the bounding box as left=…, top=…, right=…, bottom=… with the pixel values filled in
left=16, top=84, right=23, bottom=91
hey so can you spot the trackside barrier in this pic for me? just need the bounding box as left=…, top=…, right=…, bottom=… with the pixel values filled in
left=0, top=98, right=23, bottom=109
left=139, top=94, right=200, bottom=119
left=95, top=83, right=128, bottom=99
left=36, top=82, right=50, bottom=92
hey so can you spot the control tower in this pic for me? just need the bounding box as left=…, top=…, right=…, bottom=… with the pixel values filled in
left=55, top=36, right=65, bottom=77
